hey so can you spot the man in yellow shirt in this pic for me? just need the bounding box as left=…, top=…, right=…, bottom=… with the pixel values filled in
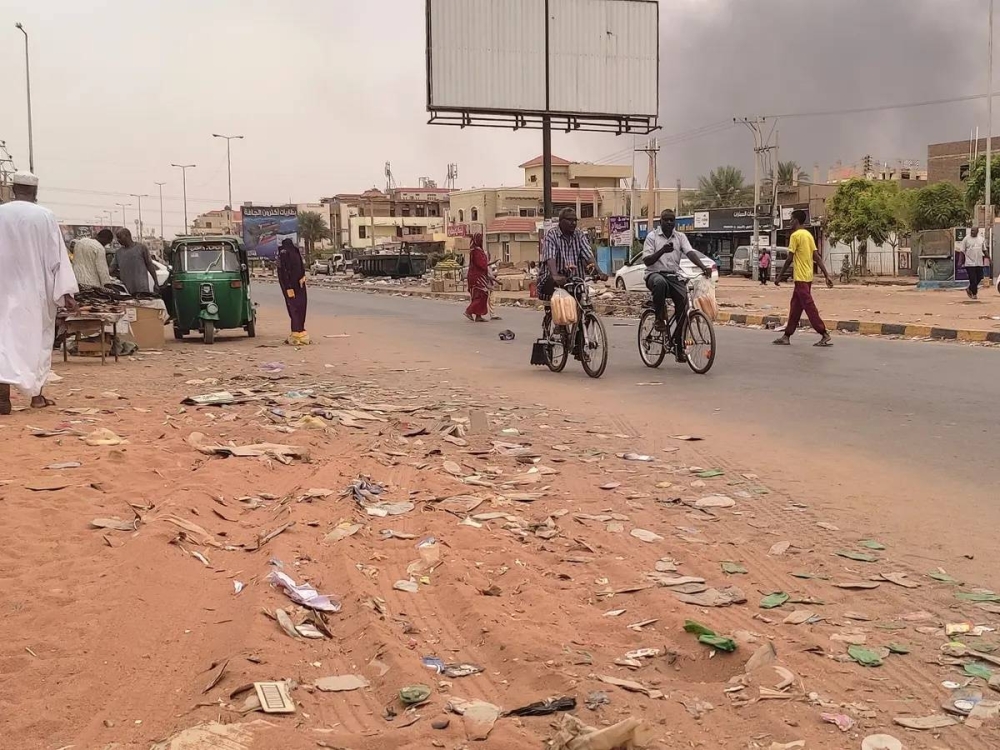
left=773, top=209, right=834, bottom=347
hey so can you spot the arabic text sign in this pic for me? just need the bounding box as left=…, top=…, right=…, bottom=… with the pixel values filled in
left=242, top=205, right=298, bottom=259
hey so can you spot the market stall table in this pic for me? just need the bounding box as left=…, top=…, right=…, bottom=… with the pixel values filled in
left=59, top=311, right=124, bottom=364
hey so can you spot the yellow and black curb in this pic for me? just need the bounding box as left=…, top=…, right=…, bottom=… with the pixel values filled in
left=297, top=279, right=1000, bottom=344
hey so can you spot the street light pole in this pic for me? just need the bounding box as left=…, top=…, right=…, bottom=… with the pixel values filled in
left=115, top=202, right=131, bottom=230
left=102, top=210, right=113, bottom=228
left=129, top=193, right=149, bottom=240
left=14, top=23, right=34, bottom=173
left=212, top=134, right=244, bottom=233
left=170, top=164, right=196, bottom=234
left=154, top=182, right=166, bottom=238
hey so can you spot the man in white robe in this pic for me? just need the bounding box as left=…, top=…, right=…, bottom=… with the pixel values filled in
left=0, top=172, right=78, bottom=414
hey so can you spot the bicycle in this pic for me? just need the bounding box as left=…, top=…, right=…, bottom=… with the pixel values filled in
left=636, top=278, right=716, bottom=375
left=534, top=275, right=609, bottom=379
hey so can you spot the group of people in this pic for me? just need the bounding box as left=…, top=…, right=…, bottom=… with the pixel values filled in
left=71, top=226, right=160, bottom=296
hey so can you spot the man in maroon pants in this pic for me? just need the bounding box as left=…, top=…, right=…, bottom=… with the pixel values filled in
left=772, top=210, right=834, bottom=347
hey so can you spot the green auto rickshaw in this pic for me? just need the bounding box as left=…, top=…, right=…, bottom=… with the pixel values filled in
left=167, top=236, right=256, bottom=344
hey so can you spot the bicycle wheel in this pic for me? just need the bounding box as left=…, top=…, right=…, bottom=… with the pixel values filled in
left=637, top=309, right=667, bottom=368
left=542, top=312, right=569, bottom=373
left=684, top=310, right=716, bottom=374
left=580, top=312, right=609, bottom=379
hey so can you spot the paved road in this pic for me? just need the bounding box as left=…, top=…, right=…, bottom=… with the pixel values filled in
left=262, top=283, right=996, bottom=477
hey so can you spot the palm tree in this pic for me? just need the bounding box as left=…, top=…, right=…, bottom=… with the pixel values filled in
left=298, top=211, right=332, bottom=264
left=694, top=166, right=753, bottom=208
left=775, top=160, right=808, bottom=186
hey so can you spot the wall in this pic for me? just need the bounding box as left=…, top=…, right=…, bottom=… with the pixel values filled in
left=348, top=215, right=445, bottom=250
left=928, top=136, right=1000, bottom=187
left=485, top=235, right=537, bottom=265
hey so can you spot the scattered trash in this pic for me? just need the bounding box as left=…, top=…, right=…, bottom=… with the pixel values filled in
left=821, top=712, right=855, bottom=732
left=254, top=681, right=295, bottom=713
left=670, top=435, right=703, bottom=441
left=422, top=657, right=484, bottom=678
left=400, top=684, right=432, bottom=705
left=836, top=549, right=878, bottom=563
left=599, top=482, right=621, bottom=491
left=325, top=522, right=363, bottom=543
left=769, top=541, right=791, bottom=556
left=584, top=691, right=610, bottom=711
left=887, top=643, right=910, bottom=655
left=759, top=592, right=790, bottom=609
left=861, top=734, right=903, bottom=750
left=816, top=521, right=839, bottom=531
left=188, top=433, right=308, bottom=464
left=768, top=743, right=805, bottom=750
left=957, top=591, right=1000, bottom=603
left=617, top=452, right=654, bottom=462
left=966, top=663, right=993, bottom=681
left=684, top=620, right=737, bottom=652
left=721, top=561, right=747, bottom=575
left=314, top=675, right=370, bottom=692
left=630, top=528, right=663, bottom=543
left=182, top=391, right=242, bottom=406
left=274, top=609, right=299, bottom=639
left=150, top=720, right=271, bottom=750
left=860, top=540, right=887, bottom=550
left=83, top=428, right=128, bottom=447
left=90, top=517, right=136, bottom=531
left=892, top=714, right=958, bottom=730
left=674, top=587, right=746, bottom=607
left=783, top=610, right=816, bottom=625
left=694, top=494, right=735, bottom=509
left=696, top=469, right=724, bottom=478
left=546, top=714, right=654, bottom=750
left=880, top=571, right=919, bottom=589
left=832, top=581, right=881, bottom=590
left=506, top=696, right=577, bottom=717
left=447, top=698, right=501, bottom=740
left=268, top=570, right=341, bottom=612
left=848, top=645, right=885, bottom=667
left=498, top=329, right=515, bottom=341
left=597, top=675, right=663, bottom=699
left=45, top=461, right=80, bottom=470
left=394, top=580, right=419, bottom=593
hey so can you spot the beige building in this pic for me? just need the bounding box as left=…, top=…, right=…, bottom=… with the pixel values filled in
left=190, top=208, right=241, bottom=236
left=322, top=187, right=451, bottom=253
left=827, top=157, right=927, bottom=188
left=520, top=154, right=632, bottom=189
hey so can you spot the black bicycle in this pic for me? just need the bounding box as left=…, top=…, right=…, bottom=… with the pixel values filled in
left=636, top=280, right=716, bottom=374
left=535, top=276, right=609, bottom=379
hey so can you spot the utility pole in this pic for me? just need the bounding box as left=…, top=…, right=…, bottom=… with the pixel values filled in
left=369, top=197, right=376, bottom=253
left=635, top=139, right=659, bottom=236
left=212, top=134, right=244, bottom=233
left=115, top=202, right=130, bottom=230
left=770, top=130, right=780, bottom=248
left=676, top=178, right=682, bottom=214
left=737, top=117, right=778, bottom=263
left=154, top=182, right=166, bottom=238
left=171, top=163, right=195, bottom=234
left=987, top=0, right=994, bottom=235
left=14, top=23, right=33, bottom=173
left=129, top=193, right=148, bottom=240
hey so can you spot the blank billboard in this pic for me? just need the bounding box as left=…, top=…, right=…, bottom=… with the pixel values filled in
left=427, top=0, right=658, bottom=120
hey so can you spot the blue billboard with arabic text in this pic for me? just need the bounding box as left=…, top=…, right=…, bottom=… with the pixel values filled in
left=242, top=205, right=299, bottom=260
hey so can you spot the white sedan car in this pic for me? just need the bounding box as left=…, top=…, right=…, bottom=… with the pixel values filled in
left=615, top=249, right=719, bottom=291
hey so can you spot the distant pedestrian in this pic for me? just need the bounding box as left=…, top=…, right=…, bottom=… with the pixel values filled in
left=773, top=210, right=834, bottom=347
left=277, top=238, right=309, bottom=345
left=0, top=171, right=79, bottom=414
left=962, top=227, right=989, bottom=300
left=464, top=233, right=490, bottom=322
left=110, top=228, right=159, bottom=296
left=757, top=247, right=771, bottom=285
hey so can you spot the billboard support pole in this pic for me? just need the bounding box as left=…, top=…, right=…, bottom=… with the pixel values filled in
left=542, top=0, right=553, bottom=221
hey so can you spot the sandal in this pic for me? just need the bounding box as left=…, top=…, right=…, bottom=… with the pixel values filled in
left=30, top=396, right=56, bottom=408
left=814, top=336, right=833, bottom=348
left=772, top=336, right=791, bottom=345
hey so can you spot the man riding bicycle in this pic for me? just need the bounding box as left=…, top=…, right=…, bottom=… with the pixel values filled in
left=643, top=209, right=713, bottom=362
left=538, top=207, right=608, bottom=304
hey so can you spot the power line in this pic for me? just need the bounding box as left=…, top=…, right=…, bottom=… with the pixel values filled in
left=764, top=91, right=1000, bottom=120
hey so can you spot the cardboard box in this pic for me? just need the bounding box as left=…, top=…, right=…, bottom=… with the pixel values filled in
left=129, top=318, right=165, bottom=350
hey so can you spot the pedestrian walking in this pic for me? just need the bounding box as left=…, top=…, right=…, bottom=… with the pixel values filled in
left=961, top=227, right=990, bottom=300
left=0, top=171, right=79, bottom=414
left=464, top=233, right=490, bottom=322
left=277, top=238, right=310, bottom=345
left=772, top=210, right=834, bottom=348
left=757, top=247, right=771, bottom=285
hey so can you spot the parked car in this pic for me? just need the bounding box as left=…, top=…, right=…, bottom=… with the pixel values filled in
left=150, top=258, right=169, bottom=289
left=311, top=259, right=331, bottom=275
left=733, top=245, right=789, bottom=278
left=614, top=249, right=719, bottom=292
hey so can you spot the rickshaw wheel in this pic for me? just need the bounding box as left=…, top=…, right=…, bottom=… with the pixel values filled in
left=173, top=327, right=187, bottom=340
left=246, top=316, right=256, bottom=338
left=203, top=321, right=215, bottom=345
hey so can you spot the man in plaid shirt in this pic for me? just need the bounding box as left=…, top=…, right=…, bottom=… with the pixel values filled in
left=537, top=208, right=606, bottom=300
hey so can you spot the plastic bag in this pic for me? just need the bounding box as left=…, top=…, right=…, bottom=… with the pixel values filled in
left=691, top=276, right=718, bottom=321
left=550, top=288, right=578, bottom=326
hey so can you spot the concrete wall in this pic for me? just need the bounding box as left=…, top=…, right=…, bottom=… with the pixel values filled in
left=928, top=137, right=1000, bottom=187
left=348, top=216, right=444, bottom=250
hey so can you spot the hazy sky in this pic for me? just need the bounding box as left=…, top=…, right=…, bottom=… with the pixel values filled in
left=0, top=0, right=992, bottom=236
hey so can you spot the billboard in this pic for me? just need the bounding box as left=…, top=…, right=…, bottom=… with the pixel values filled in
left=242, top=206, right=298, bottom=260
left=609, top=216, right=631, bottom=247
left=426, top=0, right=658, bottom=130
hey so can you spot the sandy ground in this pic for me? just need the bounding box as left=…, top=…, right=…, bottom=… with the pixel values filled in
left=1, top=307, right=998, bottom=750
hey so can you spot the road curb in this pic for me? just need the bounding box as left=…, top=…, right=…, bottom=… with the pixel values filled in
left=285, top=279, right=1000, bottom=344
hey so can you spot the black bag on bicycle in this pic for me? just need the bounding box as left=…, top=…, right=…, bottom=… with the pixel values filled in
left=530, top=339, right=550, bottom=365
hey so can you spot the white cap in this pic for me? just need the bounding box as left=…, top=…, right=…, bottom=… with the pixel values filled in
left=12, top=171, right=39, bottom=187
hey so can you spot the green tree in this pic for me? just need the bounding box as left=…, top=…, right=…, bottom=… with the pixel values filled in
left=298, top=211, right=332, bottom=263
left=964, top=154, right=1000, bottom=210
left=826, top=178, right=903, bottom=271
left=693, top=166, right=753, bottom=209
left=911, top=182, right=969, bottom=231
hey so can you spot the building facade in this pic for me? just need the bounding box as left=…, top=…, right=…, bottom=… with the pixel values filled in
left=190, top=208, right=241, bottom=237
left=519, top=155, right=632, bottom=189
left=928, top=137, right=1000, bottom=187
left=322, top=188, right=451, bottom=253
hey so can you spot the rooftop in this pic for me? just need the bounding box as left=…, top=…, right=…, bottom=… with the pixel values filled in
left=518, top=155, right=573, bottom=169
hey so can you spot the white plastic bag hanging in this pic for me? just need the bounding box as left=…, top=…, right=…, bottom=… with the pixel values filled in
left=690, top=276, right=718, bottom=321
left=550, top=288, right=578, bottom=326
